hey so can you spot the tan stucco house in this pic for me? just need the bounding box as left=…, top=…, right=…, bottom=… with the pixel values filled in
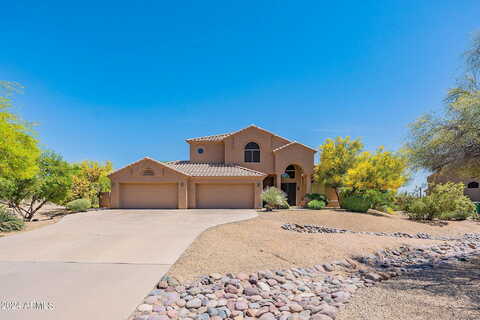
left=108, top=125, right=316, bottom=209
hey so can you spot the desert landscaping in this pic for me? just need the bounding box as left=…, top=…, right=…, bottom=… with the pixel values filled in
left=2, top=4, right=480, bottom=320
left=129, top=209, right=480, bottom=320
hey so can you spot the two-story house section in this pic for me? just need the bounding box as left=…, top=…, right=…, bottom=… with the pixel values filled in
left=108, top=125, right=316, bottom=209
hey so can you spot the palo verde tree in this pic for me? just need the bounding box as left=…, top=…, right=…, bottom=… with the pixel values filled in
left=66, top=160, right=113, bottom=206
left=0, top=81, right=40, bottom=180
left=314, top=136, right=363, bottom=200
left=0, top=151, right=74, bottom=221
left=345, top=147, right=409, bottom=192
left=406, top=31, right=480, bottom=176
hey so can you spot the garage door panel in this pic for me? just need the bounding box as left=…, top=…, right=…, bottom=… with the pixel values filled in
left=120, top=183, right=177, bottom=209
left=196, top=184, right=253, bottom=209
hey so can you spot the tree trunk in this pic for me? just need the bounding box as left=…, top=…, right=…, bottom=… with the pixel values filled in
left=334, top=187, right=341, bottom=208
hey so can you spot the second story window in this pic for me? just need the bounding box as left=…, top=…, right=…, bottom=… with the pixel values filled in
left=244, top=142, right=260, bottom=163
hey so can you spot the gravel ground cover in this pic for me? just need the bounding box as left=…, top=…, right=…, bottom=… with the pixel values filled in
left=281, top=223, right=480, bottom=241
left=274, top=210, right=480, bottom=237
left=337, top=255, right=480, bottom=320
left=131, top=240, right=480, bottom=320
left=168, top=210, right=480, bottom=281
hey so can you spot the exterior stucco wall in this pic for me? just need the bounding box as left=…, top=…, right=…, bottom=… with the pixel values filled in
left=189, top=142, right=225, bottom=163
left=274, top=144, right=315, bottom=175
left=223, top=127, right=290, bottom=174
left=274, top=144, right=315, bottom=204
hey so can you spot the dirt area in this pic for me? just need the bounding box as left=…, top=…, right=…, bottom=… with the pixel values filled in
left=168, top=209, right=480, bottom=282
left=337, top=256, right=480, bottom=320
left=0, top=204, right=68, bottom=237
left=276, top=209, right=480, bottom=236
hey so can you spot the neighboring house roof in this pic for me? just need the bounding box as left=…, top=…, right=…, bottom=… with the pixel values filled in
left=185, top=124, right=293, bottom=144
left=108, top=157, right=191, bottom=177
left=165, top=161, right=267, bottom=177
left=273, top=141, right=317, bottom=153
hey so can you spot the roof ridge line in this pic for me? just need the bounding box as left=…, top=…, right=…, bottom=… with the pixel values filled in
left=233, top=163, right=268, bottom=176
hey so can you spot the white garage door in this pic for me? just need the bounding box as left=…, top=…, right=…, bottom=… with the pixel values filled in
left=196, top=183, right=254, bottom=209
left=120, top=183, right=178, bottom=209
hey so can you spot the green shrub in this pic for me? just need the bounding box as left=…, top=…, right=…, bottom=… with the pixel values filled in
left=363, top=190, right=395, bottom=211
left=406, top=182, right=476, bottom=220
left=0, top=206, right=25, bottom=232
left=377, top=205, right=395, bottom=214
left=261, top=187, right=289, bottom=211
left=305, top=193, right=328, bottom=204
left=474, top=202, right=480, bottom=214
left=66, top=198, right=91, bottom=212
left=307, top=200, right=326, bottom=210
left=340, top=194, right=372, bottom=213
left=395, top=192, right=418, bottom=212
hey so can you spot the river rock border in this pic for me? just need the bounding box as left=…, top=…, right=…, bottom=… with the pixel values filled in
left=281, top=223, right=480, bottom=241
left=131, top=240, right=480, bottom=320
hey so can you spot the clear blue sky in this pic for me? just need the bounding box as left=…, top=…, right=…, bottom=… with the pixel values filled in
left=2, top=1, right=479, bottom=189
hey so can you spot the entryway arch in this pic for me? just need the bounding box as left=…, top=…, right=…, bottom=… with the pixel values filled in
left=280, top=164, right=304, bottom=206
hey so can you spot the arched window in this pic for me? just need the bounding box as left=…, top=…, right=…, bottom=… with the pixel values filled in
left=285, top=165, right=296, bottom=178
left=244, top=142, right=260, bottom=163
left=467, top=181, right=479, bottom=189
left=143, top=168, right=155, bottom=176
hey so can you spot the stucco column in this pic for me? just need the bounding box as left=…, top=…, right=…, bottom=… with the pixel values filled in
left=276, top=174, right=282, bottom=189
left=189, top=182, right=196, bottom=209
left=254, top=182, right=262, bottom=209
left=178, top=181, right=188, bottom=209
left=111, top=182, right=119, bottom=208
left=306, top=174, right=312, bottom=194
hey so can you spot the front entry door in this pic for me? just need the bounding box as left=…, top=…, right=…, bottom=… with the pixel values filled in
left=281, top=183, right=297, bottom=206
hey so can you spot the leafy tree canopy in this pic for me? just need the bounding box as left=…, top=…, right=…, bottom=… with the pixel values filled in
left=314, top=136, right=363, bottom=191
left=0, top=81, right=40, bottom=179
left=67, top=160, right=112, bottom=206
left=345, top=147, right=409, bottom=191
left=406, top=32, right=480, bottom=176
left=315, top=137, right=408, bottom=201
left=0, top=151, right=74, bottom=221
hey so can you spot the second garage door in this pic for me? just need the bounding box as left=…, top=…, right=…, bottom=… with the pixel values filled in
left=196, top=183, right=254, bottom=209
left=120, top=183, right=178, bottom=209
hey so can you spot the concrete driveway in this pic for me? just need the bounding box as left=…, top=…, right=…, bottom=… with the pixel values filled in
left=0, top=209, right=256, bottom=320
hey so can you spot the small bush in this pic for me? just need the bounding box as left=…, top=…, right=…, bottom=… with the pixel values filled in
left=307, top=200, right=326, bottom=210
left=0, top=207, right=25, bottom=232
left=377, top=205, right=395, bottom=214
left=395, top=192, right=418, bottom=212
left=261, top=187, right=289, bottom=211
left=341, top=194, right=372, bottom=213
left=66, top=198, right=91, bottom=212
left=406, top=182, right=476, bottom=221
left=363, top=190, right=395, bottom=211
left=305, top=193, right=328, bottom=204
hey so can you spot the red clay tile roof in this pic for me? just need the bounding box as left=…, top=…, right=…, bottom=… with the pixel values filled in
left=165, top=161, right=266, bottom=177
left=272, top=141, right=317, bottom=153
left=108, top=157, right=191, bottom=177
left=186, top=124, right=292, bottom=144
left=185, top=133, right=232, bottom=143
